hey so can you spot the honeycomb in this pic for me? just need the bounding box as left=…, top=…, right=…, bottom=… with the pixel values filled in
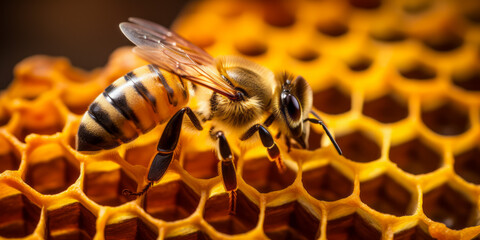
left=1, top=0, right=480, bottom=239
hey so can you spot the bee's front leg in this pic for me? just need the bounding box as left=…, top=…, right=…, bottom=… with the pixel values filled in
left=213, top=131, right=238, bottom=215
left=123, top=107, right=203, bottom=196
left=240, top=124, right=285, bottom=172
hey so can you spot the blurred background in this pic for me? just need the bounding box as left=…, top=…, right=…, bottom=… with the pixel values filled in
left=0, top=0, right=191, bottom=90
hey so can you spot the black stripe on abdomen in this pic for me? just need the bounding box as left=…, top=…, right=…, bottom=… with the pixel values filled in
left=103, top=87, right=142, bottom=132
left=148, top=64, right=177, bottom=106
left=76, top=124, right=120, bottom=151
left=125, top=71, right=158, bottom=114
left=87, top=102, right=129, bottom=143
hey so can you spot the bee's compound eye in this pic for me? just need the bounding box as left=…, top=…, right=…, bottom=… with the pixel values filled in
left=282, top=92, right=301, bottom=122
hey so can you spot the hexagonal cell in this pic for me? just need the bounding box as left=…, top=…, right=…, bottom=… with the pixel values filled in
left=144, top=180, right=200, bottom=222
left=84, top=161, right=137, bottom=206
left=360, top=174, right=412, bottom=216
left=235, top=39, right=267, bottom=57
left=46, top=202, right=96, bottom=240
left=0, top=135, right=21, bottom=173
left=452, top=67, right=480, bottom=91
left=203, top=191, right=259, bottom=235
left=348, top=0, right=381, bottom=9
left=289, top=47, right=319, bottom=62
left=346, top=55, right=373, bottom=72
left=389, top=138, right=441, bottom=175
left=181, top=149, right=218, bottom=179
left=13, top=102, right=65, bottom=143
left=454, top=147, right=480, bottom=184
left=398, top=61, right=437, bottom=81
left=336, top=131, right=381, bottom=163
left=421, top=101, right=469, bottom=136
left=302, top=165, right=353, bottom=201
left=362, top=94, right=408, bottom=124
left=24, top=143, right=80, bottom=194
left=423, top=184, right=476, bottom=230
left=316, top=20, right=349, bottom=37
left=263, top=201, right=320, bottom=240
left=124, top=142, right=156, bottom=168
left=242, top=157, right=296, bottom=193
left=0, top=193, right=41, bottom=238
left=393, top=225, right=434, bottom=240
left=165, top=230, right=212, bottom=240
left=313, top=86, right=351, bottom=115
left=104, top=217, right=158, bottom=240
left=422, top=31, right=464, bottom=52
left=326, top=213, right=381, bottom=240
left=261, top=0, right=296, bottom=28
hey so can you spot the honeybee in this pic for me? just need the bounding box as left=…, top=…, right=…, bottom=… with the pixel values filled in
left=76, top=18, right=342, bottom=213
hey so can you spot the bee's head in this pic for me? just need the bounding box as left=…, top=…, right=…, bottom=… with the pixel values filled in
left=276, top=73, right=313, bottom=149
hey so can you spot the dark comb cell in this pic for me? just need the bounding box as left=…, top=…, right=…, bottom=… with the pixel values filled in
left=327, top=213, right=381, bottom=240
left=242, top=157, right=296, bottom=193
left=302, top=165, right=353, bottom=201
left=360, top=174, right=412, bottom=216
left=389, top=138, right=441, bottom=175
left=47, top=202, right=97, bottom=240
left=423, top=32, right=463, bottom=52
left=263, top=201, right=320, bottom=240
left=399, top=62, right=437, bottom=80
left=454, top=147, right=480, bottom=185
left=423, top=184, right=475, bottom=230
left=316, top=20, right=349, bottom=37
left=203, top=191, right=259, bottom=235
left=0, top=194, right=41, bottom=238
left=336, top=131, right=381, bottom=163
left=289, top=48, right=319, bottom=62
left=25, top=155, right=80, bottom=195
left=144, top=181, right=200, bottom=222
left=84, top=164, right=137, bottom=207
left=347, top=55, right=372, bottom=72
left=452, top=67, right=480, bottom=91
left=104, top=217, right=158, bottom=240
left=421, top=102, right=469, bottom=136
left=262, top=0, right=296, bottom=28
left=362, top=94, right=408, bottom=124
left=235, top=40, right=267, bottom=57
left=313, top=86, right=351, bottom=115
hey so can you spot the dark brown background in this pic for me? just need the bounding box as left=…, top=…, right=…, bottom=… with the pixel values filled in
left=0, top=0, right=190, bottom=90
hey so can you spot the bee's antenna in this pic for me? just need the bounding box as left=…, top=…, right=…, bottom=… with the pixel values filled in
left=304, top=117, right=342, bottom=155
left=122, top=182, right=153, bottom=197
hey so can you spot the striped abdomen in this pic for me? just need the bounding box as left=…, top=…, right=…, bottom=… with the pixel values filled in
left=76, top=64, right=189, bottom=152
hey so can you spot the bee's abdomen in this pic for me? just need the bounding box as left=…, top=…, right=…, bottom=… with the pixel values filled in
left=76, top=64, right=189, bottom=152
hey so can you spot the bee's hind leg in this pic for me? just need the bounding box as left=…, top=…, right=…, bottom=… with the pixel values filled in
left=240, top=124, right=285, bottom=172
left=123, top=107, right=203, bottom=197
left=212, top=130, right=238, bottom=215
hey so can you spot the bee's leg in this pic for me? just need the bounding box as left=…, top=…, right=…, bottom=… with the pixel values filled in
left=214, top=131, right=237, bottom=215
left=240, top=124, right=285, bottom=172
left=304, top=112, right=342, bottom=155
left=123, top=107, right=203, bottom=196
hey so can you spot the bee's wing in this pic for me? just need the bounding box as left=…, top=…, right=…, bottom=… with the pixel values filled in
left=120, top=18, right=237, bottom=99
